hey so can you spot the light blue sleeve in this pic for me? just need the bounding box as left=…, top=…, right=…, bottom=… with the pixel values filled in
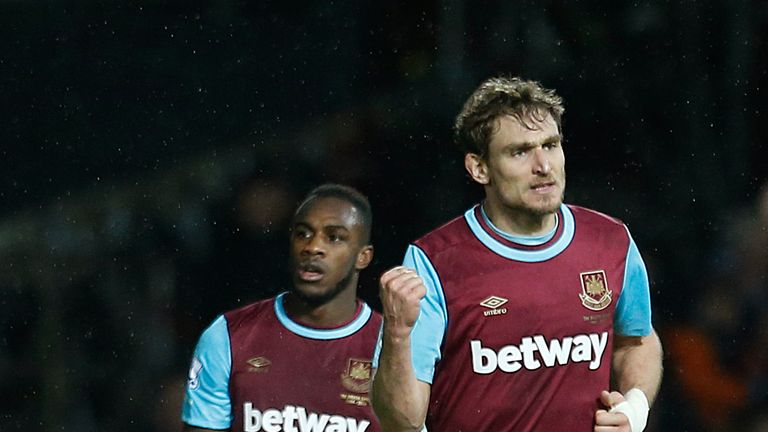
left=181, top=315, right=233, bottom=429
left=614, top=230, right=653, bottom=336
left=373, top=245, right=448, bottom=384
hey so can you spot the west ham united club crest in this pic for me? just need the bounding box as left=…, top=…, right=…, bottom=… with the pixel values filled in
left=340, top=359, right=373, bottom=406
left=579, top=270, right=612, bottom=311
left=341, top=359, right=372, bottom=393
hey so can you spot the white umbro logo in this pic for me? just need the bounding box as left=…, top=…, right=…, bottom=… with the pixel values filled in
left=480, top=296, right=508, bottom=316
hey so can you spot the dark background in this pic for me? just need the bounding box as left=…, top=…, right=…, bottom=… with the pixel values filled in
left=1, top=1, right=767, bottom=431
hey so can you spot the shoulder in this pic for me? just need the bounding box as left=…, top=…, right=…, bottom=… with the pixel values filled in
left=567, top=204, right=625, bottom=226
left=567, top=205, right=633, bottom=255
left=568, top=204, right=629, bottom=235
left=224, top=297, right=275, bottom=328
left=367, top=307, right=383, bottom=325
left=413, top=211, right=474, bottom=256
left=354, top=299, right=382, bottom=329
left=353, top=302, right=383, bottom=342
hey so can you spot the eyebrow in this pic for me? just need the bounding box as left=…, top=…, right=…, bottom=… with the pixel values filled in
left=293, top=222, right=351, bottom=232
left=508, top=134, right=563, bottom=149
left=324, top=225, right=351, bottom=232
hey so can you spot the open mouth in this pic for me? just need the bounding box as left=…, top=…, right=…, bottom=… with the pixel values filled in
left=531, top=181, right=556, bottom=194
left=297, top=262, right=325, bottom=282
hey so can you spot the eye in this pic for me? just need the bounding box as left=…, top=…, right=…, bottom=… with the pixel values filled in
left=326, top=230, right=349, bottom=243
left=543, top=142, right=560, bottom=150
left=294, top=228, right=311, bottom=239
left=511, top=148, right=527, bottom=158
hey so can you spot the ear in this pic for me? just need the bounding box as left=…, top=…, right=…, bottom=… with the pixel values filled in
left=465, top=153, right=489, bottom=185
left=355, top=245, right=374, bottom=270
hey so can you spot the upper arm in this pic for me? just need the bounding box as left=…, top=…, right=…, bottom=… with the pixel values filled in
left=611, top=328, right=663, bottom=382
left=613, top=328, right=662, bottom=355
left=181, top=315, right=233, bottom=430
left=183, top=426, right=229, bottom=432
left=615, top=232, right=653, bottom=337
left=408, top=245, right=448, bottom=384
left=373, top=244, right=447, bottom=384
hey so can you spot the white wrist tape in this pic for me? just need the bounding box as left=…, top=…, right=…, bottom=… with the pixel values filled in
left=609, top=388, right=649, bottom=432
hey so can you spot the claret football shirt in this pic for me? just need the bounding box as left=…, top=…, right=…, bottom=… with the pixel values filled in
left=184, top=292, right=382, bottom=432
left=374, top=204, right=652, bottom=431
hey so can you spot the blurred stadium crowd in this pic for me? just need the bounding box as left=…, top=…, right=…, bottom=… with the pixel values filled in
left=1, top=1, right=767, bottom=431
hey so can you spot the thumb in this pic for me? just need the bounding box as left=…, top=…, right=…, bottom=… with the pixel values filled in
left=600, top=390, right=626, bottom=408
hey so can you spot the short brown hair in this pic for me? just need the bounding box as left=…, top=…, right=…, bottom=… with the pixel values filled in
left=454, top=76, right=565, bottom=157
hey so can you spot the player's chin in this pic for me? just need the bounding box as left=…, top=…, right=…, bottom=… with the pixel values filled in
left=292, top=280, right=326, bottom=295
left=527, top=198, right=561, bottom=215
left=291, top=283, right=336, bottom=304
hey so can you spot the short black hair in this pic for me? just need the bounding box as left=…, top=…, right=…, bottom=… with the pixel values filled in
left=295, top=183, right=373, bottom=244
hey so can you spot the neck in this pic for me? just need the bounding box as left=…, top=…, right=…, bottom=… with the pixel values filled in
left=283, top=283, right=359, bottom=328
left=482, top=200, right=558, bottom=237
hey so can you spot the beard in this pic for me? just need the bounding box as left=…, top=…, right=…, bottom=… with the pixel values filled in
left=521, top=171, right=566, bottom=217
left=290, top=264, right=357, bottom=308
left=526, top=190, right=565, bottom=216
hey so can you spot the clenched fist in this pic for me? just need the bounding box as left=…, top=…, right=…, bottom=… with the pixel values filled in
left=379, top=266, right=427, bottom=340
left=595, top=391, right=630, bottom=431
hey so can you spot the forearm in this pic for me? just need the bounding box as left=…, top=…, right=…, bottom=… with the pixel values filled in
left=612, top=328, right=663, bottom=404
left=371, top=331, right=429, bottom=432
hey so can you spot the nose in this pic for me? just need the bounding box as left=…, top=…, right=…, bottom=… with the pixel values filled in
left=302, top=234, right=325, bottom=256
left=532, top=148, right=551, bottom=175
